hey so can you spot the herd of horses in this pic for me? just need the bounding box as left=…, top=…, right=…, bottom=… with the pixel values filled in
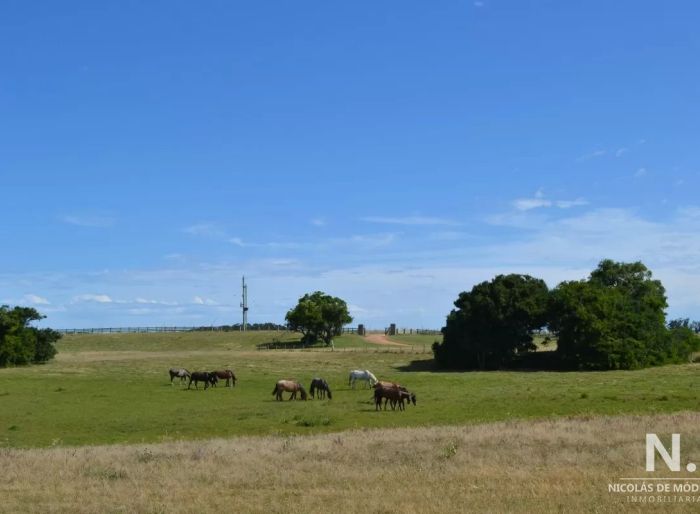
left=169, top=368, right=237, bottom=389
left=168, top=367, right=416, bottom=412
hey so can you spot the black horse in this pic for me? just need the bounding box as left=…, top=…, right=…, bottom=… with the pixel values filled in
left=188, top=371, right=218, bottom=390
left=309, top=377, right=332, bottom=399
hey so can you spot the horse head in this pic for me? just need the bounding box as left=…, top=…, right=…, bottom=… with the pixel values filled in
left=366, top=370, right=378, bottom=386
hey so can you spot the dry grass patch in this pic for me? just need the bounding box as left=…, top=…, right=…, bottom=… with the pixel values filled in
left=2, top=412, right=700, bottom=513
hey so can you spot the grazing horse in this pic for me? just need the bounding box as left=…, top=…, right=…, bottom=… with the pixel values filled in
left=348, top=369, right=378, bottom=389
left=188, top=371, right=218, bottom=390
left=374, top=385, right=414, bottom=411
left=211, top=369, right=237, bottom=387
left=272, top=380, right=307, bottom=401
left=169, top=368, right=190, bottom=385
left=373, top=381, right=417, bottom=410
left=309, top=378, right=332, bottom=399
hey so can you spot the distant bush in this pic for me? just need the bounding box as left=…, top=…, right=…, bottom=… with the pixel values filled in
left=0, top=306, right=61, bottom=367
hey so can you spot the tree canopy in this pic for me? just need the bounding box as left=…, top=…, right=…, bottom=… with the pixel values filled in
left=0, top=305, right=61, bottom=367
left=549, top=260, right=697, bottom=370
left=433, top=274, right=549, bottom=369
left=433, top=260, right=699, bottom=371
left=285, top=291, right=353, bottom=346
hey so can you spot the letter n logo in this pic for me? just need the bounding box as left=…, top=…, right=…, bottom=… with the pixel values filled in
left=646, top=433, right=680, bottom=472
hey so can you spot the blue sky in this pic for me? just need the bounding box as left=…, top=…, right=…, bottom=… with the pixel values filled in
left=1, top=1, right=699, bottom=328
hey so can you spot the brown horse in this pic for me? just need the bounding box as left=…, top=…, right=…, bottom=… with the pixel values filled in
left=373, top=382, right=416, bottom=411
left=212, top=369, right=237, bottom=387
left=272, top=379, right=307, bottom=401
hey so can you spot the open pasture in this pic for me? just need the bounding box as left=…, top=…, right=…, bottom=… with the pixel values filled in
left=0, top=331, right=698, bottom=448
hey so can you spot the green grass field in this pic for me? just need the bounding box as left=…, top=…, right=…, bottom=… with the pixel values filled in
left=0, top=330, right=698, bottom=448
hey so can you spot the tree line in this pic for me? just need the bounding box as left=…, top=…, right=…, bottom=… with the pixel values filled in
left=432, top=260, right=700, bottom=371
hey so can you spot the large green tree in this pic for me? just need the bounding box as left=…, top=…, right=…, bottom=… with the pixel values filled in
left=285, top=291, right=353, bottom=346
left=433, top=274, right=549, bottom=369
left=0, top=306, right=61, bottom=366
left=549, top=260, right=698, bottom=370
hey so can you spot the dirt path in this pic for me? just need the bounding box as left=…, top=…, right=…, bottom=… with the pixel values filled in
left=363, top=334, right=410, bottom=347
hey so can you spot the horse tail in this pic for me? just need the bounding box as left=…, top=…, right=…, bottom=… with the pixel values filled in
left=272, top=384, right=278, bottom=396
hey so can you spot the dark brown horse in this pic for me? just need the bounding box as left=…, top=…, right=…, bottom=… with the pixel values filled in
left=188, top=371, right=218, bottom=390
left=309, top=378, right=332, bottom=399
left=211, top=369, right=237, bottom=387
left=272, top=379, right=307, bottom=401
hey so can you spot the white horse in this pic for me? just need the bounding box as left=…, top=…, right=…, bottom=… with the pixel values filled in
left=348, top=369, right=378, bottom=389
left=169, top=368, right=190, bottom=385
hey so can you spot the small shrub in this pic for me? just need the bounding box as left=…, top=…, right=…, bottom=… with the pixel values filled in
left=440, top=441, right=458, bottom=459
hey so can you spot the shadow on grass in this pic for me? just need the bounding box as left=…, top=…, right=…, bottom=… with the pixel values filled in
left=395, top=352, right=578, bottom=373
left=256, top=340, right=329, bottom=350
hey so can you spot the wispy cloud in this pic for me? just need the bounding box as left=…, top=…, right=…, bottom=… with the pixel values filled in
left=513, top=190, right=588, bottom=211
left=23, top=294, right=50, bottom=305
left=310, top=218, right=326, bottom=227
left=635, top=167, right=647, bottom=178
left=183, top=223, right=227, bottom=239
left=135, top=297, right=178, bottom=306
left=193, top=296, right=217, bottom=306
left=62, top=215, right=115, bottom=228
left=229, top=237, right=301, bottom=249
left=72, top=294, right=113, bottom=303
left=615, top=147, right=628, bottom=157
left=576, top=149, right=607, bottom=162
left=360, top=216, right=459, bottom=226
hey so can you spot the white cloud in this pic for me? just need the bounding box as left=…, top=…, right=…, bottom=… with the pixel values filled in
left=23, top=294, right=50, bottom=305
left=514, top=197, right=552, bottom=211
left=73, top=294, right=113, bottom=303
left=310, top=218, right=326, bottom=227
left=62, top=215, right=115, bottom=228
left=555, top=198, right=589, bottom=209
left=513, top=190, right=587, bottom=211
left=615, top=147, right=628, bottom=157
left=635, top=167, right=647, bottom=178
left=360, top=216, right=459, bottom=226
left=184, top=223, right=227, bottom=239
left=193, top=296, right=217, bottom=306
left=577, top=149, right=607, bottom=162
left=135, top=297, right=178, bottom=306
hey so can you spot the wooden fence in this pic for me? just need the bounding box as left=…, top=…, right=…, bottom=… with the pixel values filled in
left=57, top=325, right=287, bottom=335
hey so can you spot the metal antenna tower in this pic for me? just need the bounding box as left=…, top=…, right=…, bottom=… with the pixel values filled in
left=240, top=276, right=248, bottom=331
